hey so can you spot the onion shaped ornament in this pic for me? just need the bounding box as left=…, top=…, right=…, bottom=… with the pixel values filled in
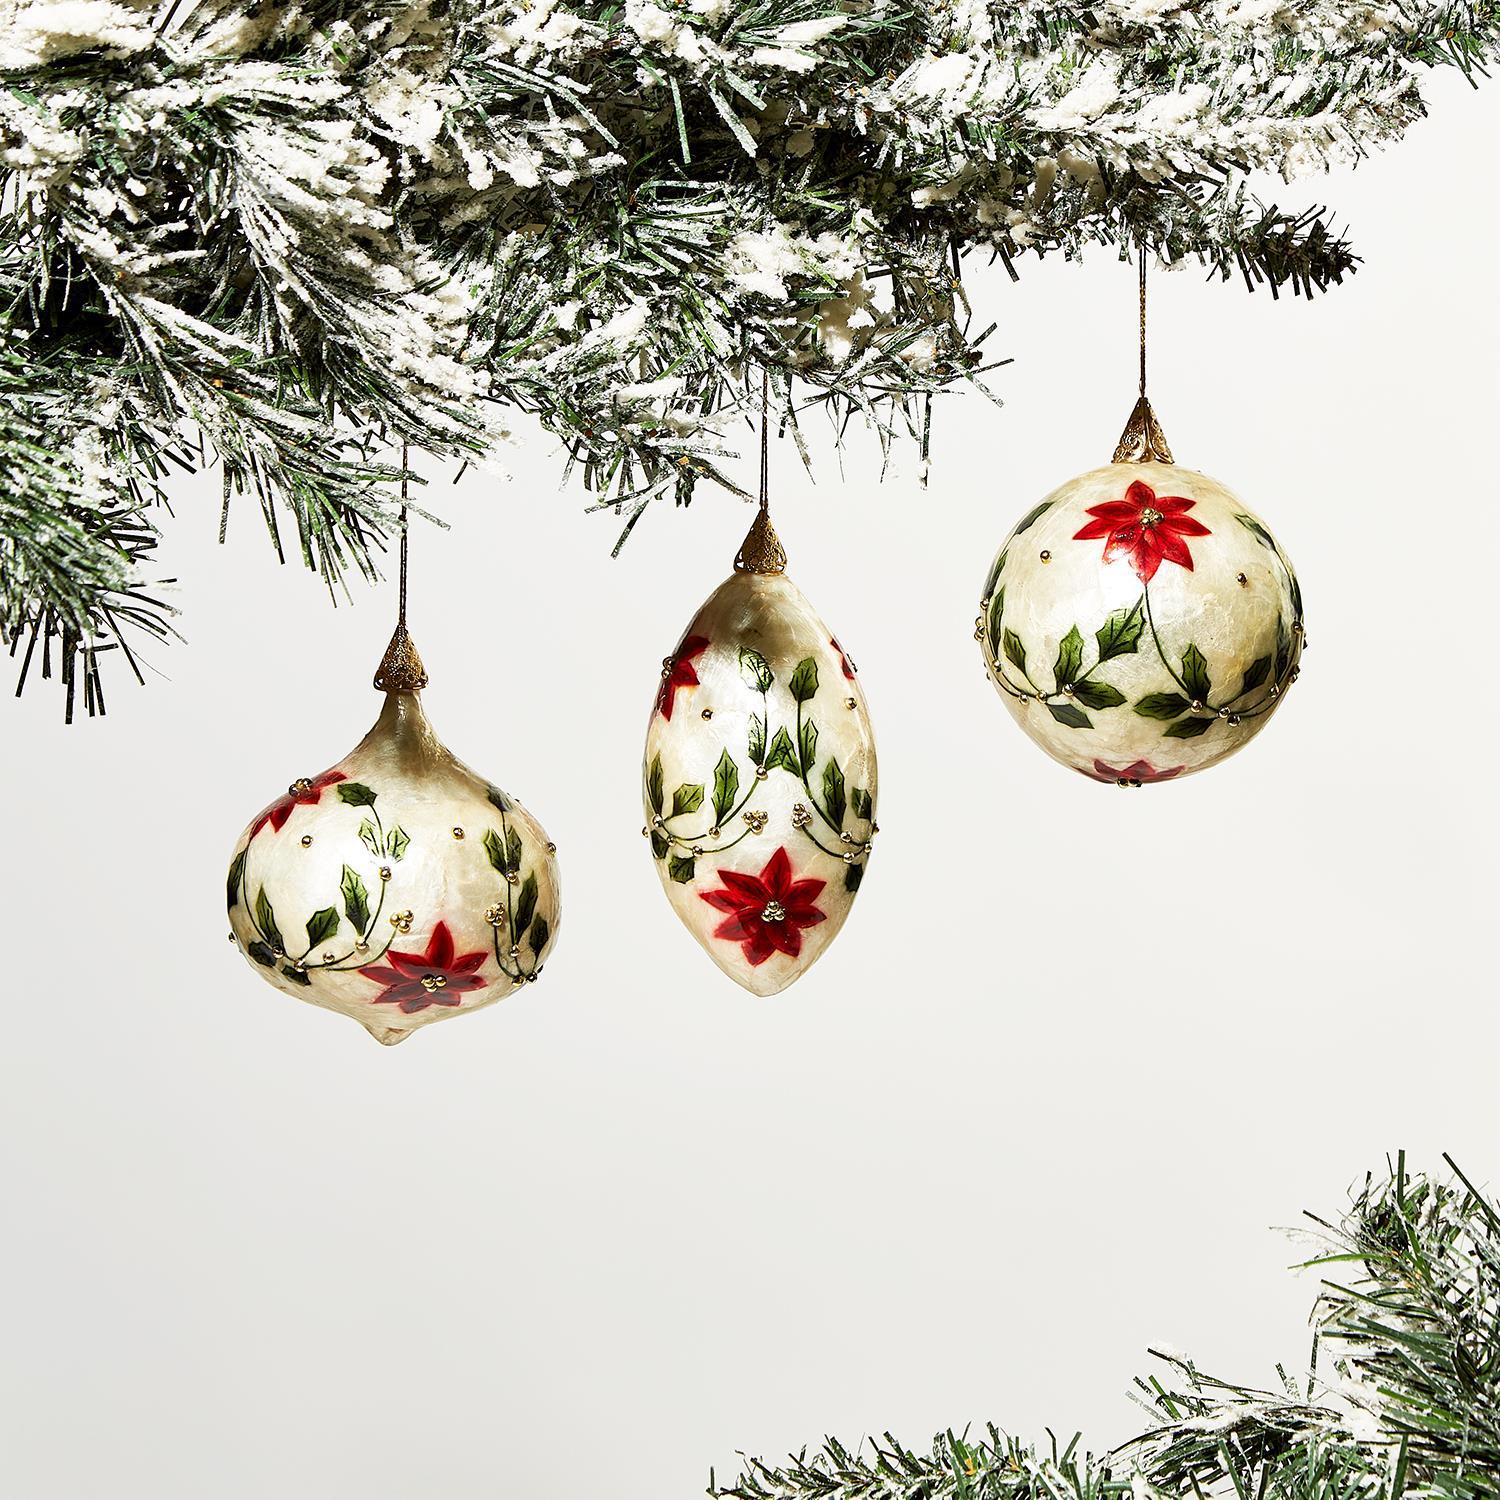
left=226, top=584, right=561, bottom=1045
left=643, top=501, right=878, bottom=995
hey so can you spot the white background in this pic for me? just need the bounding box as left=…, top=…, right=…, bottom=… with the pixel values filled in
left=2, top=72, right=1496, bottom=1500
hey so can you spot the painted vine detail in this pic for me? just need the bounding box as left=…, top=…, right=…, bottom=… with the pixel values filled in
left=645, top=638, right=876, bottom=897
left=977, top=486, right=1304, bottom=747
left=227, top=776, right=552, bottom=1004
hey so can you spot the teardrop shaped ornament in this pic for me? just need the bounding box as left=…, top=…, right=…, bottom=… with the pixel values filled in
left=643, top=555, right=878, bottom=996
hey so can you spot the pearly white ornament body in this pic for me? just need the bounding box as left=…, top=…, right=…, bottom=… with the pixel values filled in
left=978, top=453, right=1304, bottom=784
left=643, top=519, right=877, bottom=995
left=227, top=664, right=561, bottom=1045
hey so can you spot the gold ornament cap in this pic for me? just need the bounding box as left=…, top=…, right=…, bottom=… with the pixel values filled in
left=373, top=621, right=428, bottom=693
left=1112, top=395, right=1174, bottom=465
left=734, top=507, right=787, bottom=575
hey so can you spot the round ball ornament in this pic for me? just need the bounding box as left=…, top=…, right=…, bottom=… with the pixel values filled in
left=643, top=505, right=878, bottom=995
left=226, top=625, right=561, bottom=1044
left=977, top=396, right=1304, bottom=784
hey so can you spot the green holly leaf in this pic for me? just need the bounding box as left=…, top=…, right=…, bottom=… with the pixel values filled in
left=986, top=587, right=1005, bottom=657
left=340, top=865, right=370, bottom=933
left=672, top=782, right=704, bottom=816
left=1053, top=626, right=1084, bottom=689
left=1235, top=513, right=1277, bottom=551
left=254, top=888, right=283, bottom=954
left=527, top=915, right=550, bottom=955
left=650, top=830, right=670, bottom=859
left=514, top=872, right=539, bottom=937
left=1095, top=599, right=1145, bottom=661
left=1274, top=618, right=1294, bottom=682
left=1002, top=629, right=1027, bottom=674
left=1046, top=701, right=1092, bottom=729
left=747, top=716, right=766, bottom=766
left=765, top=727, right=799, bottom=774
left=281, top=964, right=311, bottom=986
left=1070, top=680, right=1126, bottom=711
left=305, top=907, right=340, bottom=950
left=487, top=785, right=512, bottom=813
left=1165, top=715, right=1215, bottom=739
left=385, top=825, right=410, bottom=862
left=506, top=827, right=523, bottom=873
left=799, top=717, right=819, bottom=776
left=982, top=547, right=1008, bottom=600
left=358, top=819, right=381, bottom=858
left=739, top=647, right=773, bottom=692
left=226, top=849, right=247, bottom=913
left=1135, top=692, right=1189, bottom=720
left=668, top=854, right=695, bottom=883
left=247, top=940, right=277, bottom=968
left=789, top=657, right=820, bottom=703
left=822, top=758, right=847, bottom=827
left=712, top=749, right=740, bottom=825
left=1181, top=644, right=1212, bottom=703
left=1240, top=655, right=1273, bottom=695
left=1011, top=499, right=1053, bottom=536
left=851, top=787, right=872, bottom=820
left=646, top=754, right=664, bottom=816
left=483, top=828, right=508, bottom=874
left=844, top=862, right=864, bottom=892
left=337, top=782, right=377, bottom=807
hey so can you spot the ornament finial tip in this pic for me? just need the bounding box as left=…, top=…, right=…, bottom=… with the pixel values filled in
left=734, top=507, right=788, bottom=575
left=1112, top=395, right=1174, bottom=464
left=373, top=622, right=428, bottom=693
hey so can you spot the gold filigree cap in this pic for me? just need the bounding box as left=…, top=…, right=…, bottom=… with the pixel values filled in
left=1112, top=394, right=1174, bottom=465
left=733, top=507, right=788, bottom=575
left=373, top=621, right=428, bottom=692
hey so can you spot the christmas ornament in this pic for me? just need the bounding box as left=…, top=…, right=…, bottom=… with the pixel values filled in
left=643, top=397, right=878, bottom=995
left=977, top=253, right=1304, bottom=784
left=226, top=477, right=561, bottom=1044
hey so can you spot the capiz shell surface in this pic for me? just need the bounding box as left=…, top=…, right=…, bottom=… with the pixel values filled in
left=978, top=462, right=1304, bottom=784
left=644, top=570, right=877, bottom=995
left=227, top=692, right=561, bottom=1044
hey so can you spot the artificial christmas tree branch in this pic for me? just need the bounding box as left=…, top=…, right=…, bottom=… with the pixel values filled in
left=2, top=0, right=1497, bottom=715
left=711, top=1154, right=1500, bottom=1500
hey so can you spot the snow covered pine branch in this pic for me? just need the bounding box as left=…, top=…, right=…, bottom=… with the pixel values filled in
left=713, top=1154, right=1500, bottom=1500
left=2, top=0, right=1495, bottom=713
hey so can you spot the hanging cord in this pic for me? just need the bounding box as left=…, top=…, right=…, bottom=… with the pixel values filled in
left=1138, top=242, right=1148, bottom=399
left=373, top=441, right=429, bottom=690
left=733, top=362, right=788, bottom=574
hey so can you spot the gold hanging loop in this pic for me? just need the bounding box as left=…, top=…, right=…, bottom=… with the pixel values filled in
left=734, top=366, right=788, bottom=574
left=374, top=442, right=430, bottom=691
left=1112, top=244, right=1174, bottom=465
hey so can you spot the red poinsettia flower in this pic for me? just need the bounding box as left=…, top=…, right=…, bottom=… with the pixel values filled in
left=657, top=634, right=710, bottom=720
left=1089, top=758, right=1185, bottom=785
left=1073, top=480, right=1210, bottom=583
left=830, top=636, right=857, bottom=680
left=359, top=922, right=489, bottom=1013
left=250, top=769, right=347, bottom=838
left=699, top=847, right=827, bottom=966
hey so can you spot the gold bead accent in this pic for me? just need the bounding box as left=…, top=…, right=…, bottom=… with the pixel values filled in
left=301, top=835, right=313, bottom=848
left=288, top=778, right=313, bottom=797
left=1236, top=572, right=1248, bottom=586
left=356, top=940, right=369, bottom=952
left=506, top=870, right=519, bottom=885
left=845, top=696, right=856, bottom=709
left=1227, top=713, right=1242, bottom=727
left=322, top=952, right=335, bottom=963
left=485, top=904, right=507, bottom=928
left=545, top=841, right=556, bottom=853
left=692, top=845, right=704, bottom=856
left=744, top=810, right=768, bottom=834
left=509, top=944, right=521, bottom=959
left=227, top=932, right=236, bottom=944
left=791, top=803, right=812, bottom=829
left=390, top=910, right=413, bottom=933
left=755, top=766, right=768, bottom=780
left=1040, top=549, right=1051, bottom=562
left=842, top=852, right=854, bottom=863
left=701, top=708, right=713, bottom=720
left=871, top=822, right=880, bottom=834
left=452, top=826, right=465, bottom=840
left=379, top=866, right=392, bottom=882
left=1190, top=700, right=1204, bottom=712
left=760, top=900, right=786, bottom=923
left=710, top=827, right=721, bottom=838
